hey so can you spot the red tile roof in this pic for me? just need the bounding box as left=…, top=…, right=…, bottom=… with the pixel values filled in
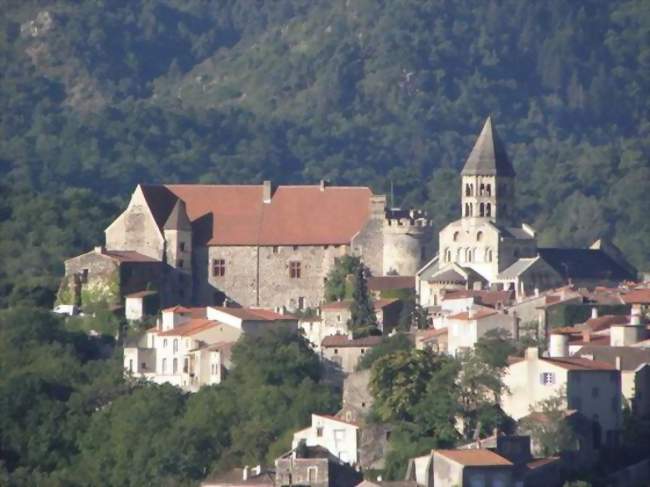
left=623, top=288, right=650, bottom=304
left=102, top=249, right=159, bottom=263
left=435, top=449, right=513, bottom=466
left=447, top=308, right=498, bottom=321
left=584, top=314, right=628, bottom=331
left=367, top=276, right=415, bottom=291
left=419, top=328, right=448, bottom=341
left=157, top=319, right=219, bottom=337
left=211, top=306, right=295, bottom=321
left=443, top=290, right=514, bottom=308
left=142, top=184, right=373, bottom=246
left=321, top=335, right=383, bottom=348
left=507, top=355, right=616, bottom=371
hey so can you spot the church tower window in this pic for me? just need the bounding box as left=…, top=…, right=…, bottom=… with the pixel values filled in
left=465, top=184, right=472, bottom=196
left=486, top=184, right=492, bottom=196
left=477, top=231, right=483, bottom=242
left=486, top=203, right=492, bottom=217
left=453, top=231, right=460, bottom=242
left=479, top=203, right=485, bottom=217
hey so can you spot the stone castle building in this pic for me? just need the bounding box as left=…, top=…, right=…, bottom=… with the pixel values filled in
left=59, top=181, right=431, bottom=311
left=418, top=117, right=637, bottom=306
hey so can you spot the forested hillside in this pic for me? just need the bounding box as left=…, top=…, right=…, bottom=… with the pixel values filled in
left=1, top=0, right=649, bottom=307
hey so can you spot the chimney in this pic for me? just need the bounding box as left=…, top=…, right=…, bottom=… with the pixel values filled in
left=582, top=330, right=591, bottom=343
left=262, top=180, right=273, bottom=204
left=591, top=307, right=599, bottom=319
left=525, top=347, right=539, bottom=361
left=320, top=179, right=326, bottom=191
left=242, top=466, right=249, bottom=481
left=549, top=333, right=569, bottom=358
left=630, top=307, right=642, bottom=326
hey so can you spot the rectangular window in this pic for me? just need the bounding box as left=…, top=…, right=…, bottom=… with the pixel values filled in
left=179, top=242, right=185, bottom=252
left=272, top=246, right=279, bottom=254
left=307, top=467, right=317, bottom=482
left=298, top=296, right=305, bottom=310
left=81, top=269, right=89, bottom=283
left=540, top=372, right=555, bottom=385
left=316, top=427, right=323, bottom=437
left=289, top=261, right=301, bottom=279
left=212, top=259, right=226, bottom=277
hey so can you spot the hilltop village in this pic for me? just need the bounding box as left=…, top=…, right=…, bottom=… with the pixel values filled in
left=56, top=118, right=649, bottom=487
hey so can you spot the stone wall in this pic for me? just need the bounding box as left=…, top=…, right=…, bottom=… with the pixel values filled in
left=105, top=186, right=164, bottom=260
left=61, top=252, right=120, bottom=306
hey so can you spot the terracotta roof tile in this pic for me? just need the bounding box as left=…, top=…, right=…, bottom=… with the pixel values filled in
left=143, top=184, right=374, bottom=246
left=321, top=335, right=383, bottom=348
left=315, top=413, right=359, bottom=427
left=584, top=314, right=628, bottom=331
left=435, top=449, right=513, bottom=466
left=541, top=356, right=616, bottom=371
left=211, top=306, right=294, bottom=321
left=623, top=288, right=650, bottom=304
left=157, top=319, right=219, bottom=337
left=367, top=276, right=415, bottom=291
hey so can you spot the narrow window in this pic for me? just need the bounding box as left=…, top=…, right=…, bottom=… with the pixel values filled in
left=129, top=359, right=133, bottom=372
left=141, top=362, right=147, bottom=370
left=453, top=231, right=460, bottom=242
left=163, top=339, right=168, bottom=348
left=308, top=467, right=317, bottom=482
left=162, top=358, right=167, bottom=374
left=298, top=297, right=305, bottom=309
left=183, top=358, right=189, bottom=373
left=486, top=184, right=491, bottom=196
left=179, top=242, right=185, bottom=252
left=173, top=358, right=178, bottom=374
left=316, top=427, right=323, bottom=437
left=486, top=202, right=492, bottom=217
left=465, top=184, right=471, bottom=196
left=479, top=203, right=485, bottom=217
left=289, top=261, right=301, bottom=278
left=212, top=259, right=226, bottom=277
left=178, top=259, right=184, bottom=268
left=81, top=269, right=89, bottom=283
left=272, top=246, right=279, bottom=254
left=476, top=231, right=483, bottom=242
left=173, top=339, right=178, bottom=353
left=480, top=183, right=485, bottom=195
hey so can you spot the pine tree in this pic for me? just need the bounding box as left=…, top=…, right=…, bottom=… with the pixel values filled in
left=349, top=265, right=378, bottom=337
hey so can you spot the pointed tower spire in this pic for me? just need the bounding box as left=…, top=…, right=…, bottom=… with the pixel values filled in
left=461, top=117, right=515, bottom=177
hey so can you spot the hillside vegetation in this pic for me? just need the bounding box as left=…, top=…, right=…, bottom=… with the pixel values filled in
left=1, top=0, right=649, bottom=307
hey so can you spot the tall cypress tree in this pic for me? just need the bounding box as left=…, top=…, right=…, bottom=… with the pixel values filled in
left=349, top=265, right=378, bottom=337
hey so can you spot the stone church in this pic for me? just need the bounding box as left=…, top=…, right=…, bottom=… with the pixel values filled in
left=418, top=117, right=637, bottom=306
left=58, top=181, right=431, bottom=311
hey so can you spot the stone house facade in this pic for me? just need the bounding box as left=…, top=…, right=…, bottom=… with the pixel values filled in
left=61, top=181, right=431, bottom=311
left=291, top=414, right=360, bottom=466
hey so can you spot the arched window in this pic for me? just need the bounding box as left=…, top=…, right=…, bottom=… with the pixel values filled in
left=444, top=248, right=451, bottom=262
left=453, top=231, right=460, bottom=242
left=465, top=248, right=472, bottom=262
left=465, top=184, right=472, bottom=196
left=173, top=358, right=178, bottom=374
left=486, top=203, right=492, bottom=217
left=464, top=203, right=470, bottom=217
left=477, top=231, right=483, bottom=242
left=173, top=339, right=178, bottom=353
left=162, top=358, right=167, bottom=374
left=480, top=183, right=485, bottom=195
left=456, top=248, right=462, bottom=261
left=163, top=339, right=168, bottom=348
left=469, top=203, right=473, bottom=216
left=479, top=203, right=485, bottom=217
left=486, top=184, right=491, bottom=196
left=486, top=248, right=493, bottom=262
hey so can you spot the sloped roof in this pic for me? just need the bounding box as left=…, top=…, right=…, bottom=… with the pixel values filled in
left=435, top=449, right=513, bottom=466
left=101, top=249, right=159, bottom=263
left=447, top=308, right=499, bottom=321
left=210, top=306, right=295, bottom=321
left=314, top=413, right=359, bottom=427
left=157, top=319, right=219, bottom=337
left=623, top=288, right=650, bottom=304
left=368, top=276, right=415, bottom=291
left=538, top=248, right=635, bottom=281
left=163, top=199, right=191, bottom=231
left=141, top=183, right=373, bottom=246
left=321, top=335, right=383, bottom=348
left=497, top=258, right=539, bottom=280
left=461, top=117, right=516, bottom=177
left=509, top=355, right=617, bottom=371
left=430, top=268, right=466, bottom=283
left=443, top=290, right=514, bottom=308
left=574, top=346, right=650, bottom=371
left=584, top=314, right=628, bottom=331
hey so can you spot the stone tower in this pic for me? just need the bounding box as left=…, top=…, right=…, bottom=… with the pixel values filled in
left=460, top=117, right=516, bottom=223
left=382, top=208, right=429, bottom=276
left=164, top=199, right=192, bottom=272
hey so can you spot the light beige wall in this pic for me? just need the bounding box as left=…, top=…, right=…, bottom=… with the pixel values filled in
left=322, top=346, right=369, bottom=374
left=502, top=354, right=569, bottom=420
left=105, top=186, right=165, bottom=260
left=432, top=453, right=464, bottom=487
left=382, top=219, right=427, bottom=276
left=439, top=220, right=500, bottom=281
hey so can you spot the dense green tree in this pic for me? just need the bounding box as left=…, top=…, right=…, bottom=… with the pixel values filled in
left=356, top=333, right=413, bottom=371
left=349, top=265, right=378, bottom=337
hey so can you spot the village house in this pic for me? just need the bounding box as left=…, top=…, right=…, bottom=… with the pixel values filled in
left=431, top=449, right=514, bottom=487
left=320, top=335, right=383, bottom=379
left=502, top=347, right=622, bottom=447
left=58, top=181, right=431, bottom=312
left=416, top=117, right=636, bottom=306
left=320, top=299, right=403, bottom=334
left=445, top=306, right=517, bottom=356
left=201, top=466, right=275, bottom=487
left=123, top=305, right=298, bottom=392
left=274, top=444, right=362, bottom=487
left=291, top=414, right=360, bottom=466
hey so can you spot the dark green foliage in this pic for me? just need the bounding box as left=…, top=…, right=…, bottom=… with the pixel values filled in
left=324, top=255, right=362, bottom=302
left=349, top=265, right=378, bottom=337
left=1, top=1, right=650, bottom=307
left=0, top=309, right=336, bottom=485
left=356, top=333, right=413, bottom=371
left=547, top=304, right=630, bottom=329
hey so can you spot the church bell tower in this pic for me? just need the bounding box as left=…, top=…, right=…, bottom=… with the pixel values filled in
left=460, top=117, right=515, bottom=223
